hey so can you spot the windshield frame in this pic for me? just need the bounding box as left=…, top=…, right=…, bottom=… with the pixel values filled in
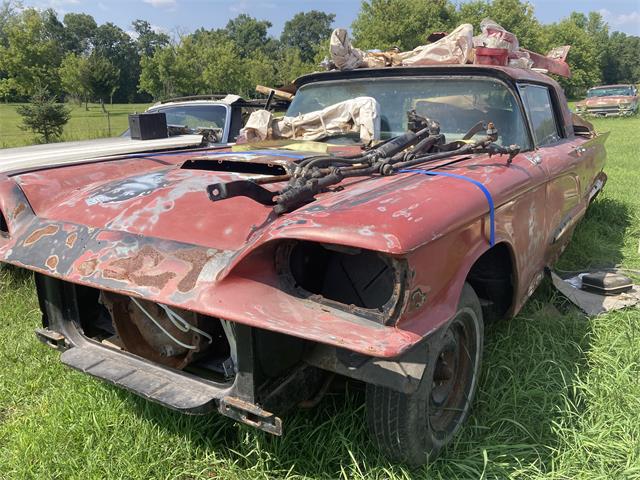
left=587, top=87, right=634, bottom=98
left=288, top=74, right=534, bottom=151
left=150, top=102, right=232, bottom=143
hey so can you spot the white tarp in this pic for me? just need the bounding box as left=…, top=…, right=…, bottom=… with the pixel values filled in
left=239, top=97, right=381, bottom=144
left=330, top=24, right=474, bottom=71
left=398, top=24, right=474, bottom=66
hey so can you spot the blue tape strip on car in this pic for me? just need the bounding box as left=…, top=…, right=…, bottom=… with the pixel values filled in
left=399, top=168, right=495, bottom=246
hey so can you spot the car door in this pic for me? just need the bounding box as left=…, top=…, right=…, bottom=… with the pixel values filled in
left=518, top=83, right=585, bottom=265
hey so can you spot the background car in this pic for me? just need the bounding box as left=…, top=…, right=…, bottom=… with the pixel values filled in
left=575, top=84, right=639, bottom=117
left=122, top=94, right=289, bottom=144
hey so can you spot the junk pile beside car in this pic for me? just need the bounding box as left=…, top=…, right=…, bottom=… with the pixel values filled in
left=551, top=270, right=640, bottom=316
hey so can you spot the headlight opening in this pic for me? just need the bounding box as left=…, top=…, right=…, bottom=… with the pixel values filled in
left=276, top=241, right=407, bottom=324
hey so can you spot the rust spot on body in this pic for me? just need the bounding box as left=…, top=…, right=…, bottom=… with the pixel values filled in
left=102, top=244, right=176, bottom=289
left=66, top=232, right=78, bottom=248
left=77, top=258, right=99, bottom=276
left=45, top=255, right=59, bottom=270
left=12, top=203, right=26, bottom=219
left=23, top=225, right=59, bottom=246
left=175, top=249, right=214, bottom=292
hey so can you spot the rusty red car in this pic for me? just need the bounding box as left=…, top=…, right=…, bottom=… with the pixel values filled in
left=0, top=65, right=607, bottom=465
left=575, top=84, right=639, bottom=117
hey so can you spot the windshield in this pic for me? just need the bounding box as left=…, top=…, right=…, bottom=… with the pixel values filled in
left=287, top=77, right=529, bottom=148
left=587, top=87, right=633, bottom=98
left=152, top=104, right=228, bottom=131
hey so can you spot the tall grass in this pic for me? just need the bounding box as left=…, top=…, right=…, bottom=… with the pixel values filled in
left=0, top=113, right=638, bottom=479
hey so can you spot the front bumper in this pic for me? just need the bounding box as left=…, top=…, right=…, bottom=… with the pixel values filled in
left=580, top=106, right=637, bottom=117
left=34, top=273, right=430, bottom=434
left=35, top=274, right=285, bottom=434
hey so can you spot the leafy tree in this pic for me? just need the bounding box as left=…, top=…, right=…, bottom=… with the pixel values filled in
left=199, top=37, right=250, bottom=94
left=224, top=14, right=272, bottom=58
left=132, top=19, right=170, bottom=57
left=456, top=1, right=490, bottom=31
left=59, top=52, right=91, bottom=108
left=0, top=0, right=22, bottom=46
left=272, top=47, right=315, bottom=86
left=352, top=0, right=458, bottom=50
left=139, top=37, right=205, bottom=99
left=85, top=54, right=120, bottom=110
left=41, top=8, right=67, bottom=50
left=543, top=13, right=602, bottom=98
left=63, top=13, right=97, bottom=55
left=93, top=22, right=140, bottom=102
left=16, top=86, right=70, bottom=143
left=603, top=32, right=640, bottom=85
left=0, top=8, right=63, bottom=98
left=0, top=0, right=22, bottom=101
left=139, top=46, right=178, bottom=100
left=281, top=10, right=335, bottom=62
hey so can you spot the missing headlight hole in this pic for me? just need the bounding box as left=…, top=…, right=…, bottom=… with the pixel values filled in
left=277, top=241, right=406, bottom=323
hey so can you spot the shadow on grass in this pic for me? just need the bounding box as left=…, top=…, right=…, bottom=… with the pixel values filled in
left=74, top=196, right=639, bottom=477
left=557, top=196, right=633, bottom=271
left=0, top=264, right=33, bottom=285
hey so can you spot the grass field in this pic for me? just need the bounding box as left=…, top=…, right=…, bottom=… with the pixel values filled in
left=0, top=103, right=150, bottom=148
left=0, top=107, right=639, bottom=478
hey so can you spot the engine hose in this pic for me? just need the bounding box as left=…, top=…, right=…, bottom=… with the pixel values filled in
left=130, top=297, right=197, bottom=350
left=391, top=144, right=474, bottom=170
left=297, top=152, right=365, bottom=171
left=298, top=156, right=369, bottom=175
left=158, top=303, right=213, bottom=344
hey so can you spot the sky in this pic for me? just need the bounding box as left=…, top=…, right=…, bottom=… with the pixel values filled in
left=27, top=0, right=640, bottom=38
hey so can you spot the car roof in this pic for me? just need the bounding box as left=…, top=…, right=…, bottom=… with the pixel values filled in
left=293, top=65, right=556, bottom=89
left=588, top=84, right=634, bottom=89
left=148, top=100, right=232, bottom=109
left=148, top=97, right=283, bottom=110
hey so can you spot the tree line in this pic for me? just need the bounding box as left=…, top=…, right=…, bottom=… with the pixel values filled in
left=0, top=0, right=638, bottom=105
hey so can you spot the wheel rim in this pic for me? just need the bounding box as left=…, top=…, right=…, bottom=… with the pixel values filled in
left=428, top=308, right=479, bottom=441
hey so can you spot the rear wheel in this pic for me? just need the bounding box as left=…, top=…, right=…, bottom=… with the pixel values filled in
left=366, top=283, right=484, bottom=465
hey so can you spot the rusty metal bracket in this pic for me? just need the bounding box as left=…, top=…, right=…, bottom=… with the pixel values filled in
left=207, top=180, right=277, bottom=206
left=35, top=328, right=68, bottom=350
left=219, top=396, right=282, bottom=435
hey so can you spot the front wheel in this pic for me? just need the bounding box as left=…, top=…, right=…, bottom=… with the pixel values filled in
left=366, top=283, right=484, bottom=466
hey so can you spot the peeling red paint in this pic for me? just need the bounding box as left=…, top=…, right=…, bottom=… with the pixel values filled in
left=102, top=245, right=177, bottom=290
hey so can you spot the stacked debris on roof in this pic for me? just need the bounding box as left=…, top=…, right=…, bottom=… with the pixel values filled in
left=328, top=19, right=571, bottom=77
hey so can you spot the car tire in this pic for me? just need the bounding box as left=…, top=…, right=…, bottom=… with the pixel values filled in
left=365, top=282, right=484, bottom=466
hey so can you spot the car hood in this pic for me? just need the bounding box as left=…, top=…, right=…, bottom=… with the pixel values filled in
left=3, top=147, right=542, bottom=259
